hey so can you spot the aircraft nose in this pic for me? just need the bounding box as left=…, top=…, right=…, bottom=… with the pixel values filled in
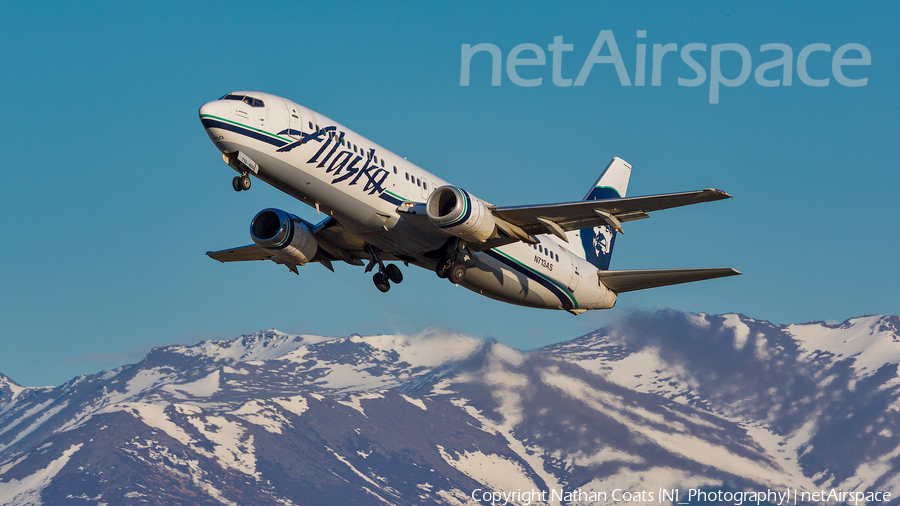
left=199, top=99, right=230, bottom=121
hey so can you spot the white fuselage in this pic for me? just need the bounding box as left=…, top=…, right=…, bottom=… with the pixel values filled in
left=200, top=92, right=616, bottom=312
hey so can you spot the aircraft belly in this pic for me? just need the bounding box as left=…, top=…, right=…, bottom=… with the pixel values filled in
left=463, top=250, right=577, bottom=310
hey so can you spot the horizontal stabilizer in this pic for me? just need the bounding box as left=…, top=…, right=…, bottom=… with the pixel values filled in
left=598, top=267, right=740, bottom=293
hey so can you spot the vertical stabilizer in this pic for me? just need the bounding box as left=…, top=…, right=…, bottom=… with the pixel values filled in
left=565, top=157, right=632, bottom=270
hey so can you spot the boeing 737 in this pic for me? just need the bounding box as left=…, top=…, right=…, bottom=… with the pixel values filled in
left=200, top=91, right=739, bottom=314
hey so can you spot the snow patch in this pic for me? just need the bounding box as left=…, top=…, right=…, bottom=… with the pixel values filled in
left=337, top=392, right=384, bottom=417
left=437, top=445, right=539, bottom=496
left=687, top=312, right=711, bottom=328
left=273, top=396, right=309, bottom=417
left=0, top=402, right=69, bottom=453
left=568, top=447, right=644, bottom=467
left=788, top=316, right=900, bottom=378
left=400, top=394, right=427, bottom=410
left=231, top=400, right=290, bottom=434
left=541, top=369, right=792, bottom=488
left=113, top=403, right=195, bottom=445
left=187, top=415, right=258, bottom=478
left=722, top=314, right=751, bottom=350
left=0, top=399, right=55, bottom=437
left=162, top=370, right=221, bottom=397
left=125, top=367, right=175, bottom=397
left=0, top=443, right=82, bottom=506
left=579, top=467, right=713, bottom=506
left=0, top=454, right=27, bottom=475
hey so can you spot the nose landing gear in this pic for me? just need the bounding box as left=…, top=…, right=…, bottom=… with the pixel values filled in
left=232, top=174, right=251, bottom=192
left=365, top=245, right=403, bottom=293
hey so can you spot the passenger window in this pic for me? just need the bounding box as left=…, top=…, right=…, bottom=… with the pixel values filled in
left=309, top=122, right=313, bottom=129
left=393, top=166, right=397, bottom=173
left=382, top=160, right=386, bottom=167
left=405, top=173, right=409, bottom=181
left=423, top=182, right=427, bottom=190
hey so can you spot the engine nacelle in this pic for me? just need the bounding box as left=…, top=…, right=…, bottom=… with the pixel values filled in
left=426, top=186, right=496, bottom=242
left=250, top=208, right=318, bottom=265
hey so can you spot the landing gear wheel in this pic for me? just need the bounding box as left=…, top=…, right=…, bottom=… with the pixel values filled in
left=435, top=257, right=454, bottom=279
left=384, top=264, right=403, bottom=284
left=239, top=174, right=252, bottom=191
left=373, top=272, right=391, bottom=292
left=232, top=176, right=242, bottom=192
left=448, top=263, right=466, bottom=284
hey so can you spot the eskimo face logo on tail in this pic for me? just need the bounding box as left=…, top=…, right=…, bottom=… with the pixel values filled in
left=582, top=225, right=616, bottom=270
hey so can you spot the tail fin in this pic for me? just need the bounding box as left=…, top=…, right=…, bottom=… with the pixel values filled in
left=566, top=157, right=632, bottom=270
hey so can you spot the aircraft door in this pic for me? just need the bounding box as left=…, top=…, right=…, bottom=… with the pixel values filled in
left=566, top=250, right=580, bottom=292
left=420, top=177, right=429, bottom=199
left=282, top=99, right=303, bottom=139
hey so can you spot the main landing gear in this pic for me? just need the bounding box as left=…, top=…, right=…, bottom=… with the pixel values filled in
left=232, top=173, right=251, bottom=192
left=436, top=257, right=466, bottom=284
left=435, top=239, right=468, bottom=284
left=365, top=245, right=403, bottom=293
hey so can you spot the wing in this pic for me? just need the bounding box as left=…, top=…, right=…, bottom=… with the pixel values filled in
left=491, top=188, right=731, bottom=242
left=206, top=217, right=367, bottom=274
left=207, top=244, right=272, bottom=262
left=598, top=267, right=741, bottom=293
left=206, top=244, right=312, bottom=274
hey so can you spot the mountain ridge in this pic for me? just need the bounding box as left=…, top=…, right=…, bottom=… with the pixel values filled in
left=1, top=311, right=899, bottom=505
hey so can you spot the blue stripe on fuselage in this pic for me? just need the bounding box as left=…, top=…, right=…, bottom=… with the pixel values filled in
left=379, top=193, right=404, bottom=205
left=201, top=118, right=288, bottom=149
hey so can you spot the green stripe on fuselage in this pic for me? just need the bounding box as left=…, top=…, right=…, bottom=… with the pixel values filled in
left=384, top=190, right=405, bottom=202
left=200, top=114, right=293, bottom=144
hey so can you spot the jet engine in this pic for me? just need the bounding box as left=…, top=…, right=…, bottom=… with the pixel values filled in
left=426, top=185, right=496, bottom=242
left=250, top=208, right=318, bottom=265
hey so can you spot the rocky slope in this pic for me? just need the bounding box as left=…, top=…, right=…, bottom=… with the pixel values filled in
left=1, top=312, right=898, bottom=505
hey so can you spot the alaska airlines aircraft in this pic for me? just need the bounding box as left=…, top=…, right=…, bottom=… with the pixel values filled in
left=200, top=92, right=739, bottom=314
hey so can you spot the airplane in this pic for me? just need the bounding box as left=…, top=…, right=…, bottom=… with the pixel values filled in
left=199, top=91, right=739, bottom=314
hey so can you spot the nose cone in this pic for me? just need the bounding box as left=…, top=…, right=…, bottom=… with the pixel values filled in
left=199, top=99, right=230, bottom=122
left=199, top=100, right=233, bottom=149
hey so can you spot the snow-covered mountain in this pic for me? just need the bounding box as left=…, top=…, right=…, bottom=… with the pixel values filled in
left=1, top=312, right=899, bottom=505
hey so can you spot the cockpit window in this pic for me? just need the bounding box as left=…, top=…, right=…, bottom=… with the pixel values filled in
left=220, top=94, right=264, bottom=108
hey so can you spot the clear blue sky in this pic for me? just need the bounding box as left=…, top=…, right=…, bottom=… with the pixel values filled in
left=1, top=1, right=897, bottom=386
